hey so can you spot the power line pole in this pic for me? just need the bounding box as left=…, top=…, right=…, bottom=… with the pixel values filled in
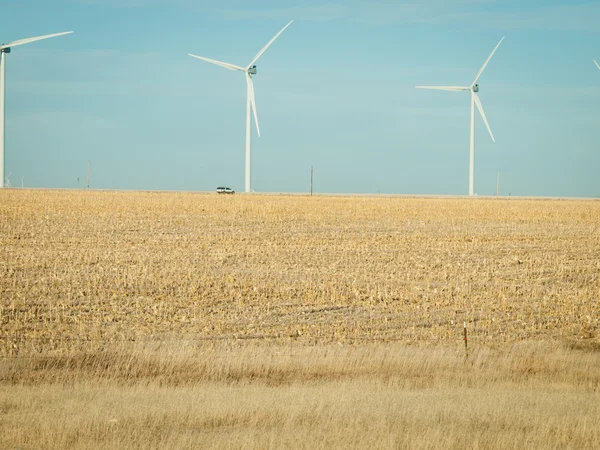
left=496, top=172, right=500, bottom=197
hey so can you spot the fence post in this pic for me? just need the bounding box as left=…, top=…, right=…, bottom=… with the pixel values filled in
left=463, top=321, right=468, bottom=358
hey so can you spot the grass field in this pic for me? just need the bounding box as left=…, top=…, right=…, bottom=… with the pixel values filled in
left=1, top=190, right=599, bottom=448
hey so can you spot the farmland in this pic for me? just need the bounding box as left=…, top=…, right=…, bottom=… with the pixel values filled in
left=1, top=190, right=599, bottom=448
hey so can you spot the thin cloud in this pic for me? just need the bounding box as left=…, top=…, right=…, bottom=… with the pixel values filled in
left=466, top=3, right=600, bottom=32
left=211, top=1, right=494, bottom=25
left=209, top=1, right=600, bottom=31
left=58, top=0, right=600, bottom=31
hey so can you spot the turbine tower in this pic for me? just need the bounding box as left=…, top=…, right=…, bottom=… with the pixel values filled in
left=189, top=21, right=293, bottom=193
left=416, top=37, right=504, bottom=196
left=1, top=31, right=73, bottom=188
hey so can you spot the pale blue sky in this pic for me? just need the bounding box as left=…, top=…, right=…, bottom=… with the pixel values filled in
left=2, top=0, right=600, bottom=196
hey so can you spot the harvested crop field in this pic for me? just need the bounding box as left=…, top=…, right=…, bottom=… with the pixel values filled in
left=1, top=190, right=599, bottom=449
left=1, top=190, right=598, bottom=352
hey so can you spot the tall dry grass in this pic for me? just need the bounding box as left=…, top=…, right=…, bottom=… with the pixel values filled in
left=1, top=342, right=600, bottom=449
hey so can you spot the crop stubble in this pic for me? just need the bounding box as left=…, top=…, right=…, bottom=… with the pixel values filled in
left=1, top=190, right=599, bottom=355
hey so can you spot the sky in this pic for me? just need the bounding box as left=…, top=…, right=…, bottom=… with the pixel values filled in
left=1, top=0, right=599, bottom=196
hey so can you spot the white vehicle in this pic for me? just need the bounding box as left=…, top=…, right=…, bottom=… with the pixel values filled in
left=216, top=186, right=235, bottom=194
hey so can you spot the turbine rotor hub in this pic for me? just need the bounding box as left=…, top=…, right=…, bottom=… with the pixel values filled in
left=472, top=84, right=479, bottom=93
left=248, top=65, right=257, bottom=75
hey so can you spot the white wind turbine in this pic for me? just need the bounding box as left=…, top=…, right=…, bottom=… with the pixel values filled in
left=189, top=21, right=293, bottom=193
left=1, top=31, right=73, bottom=188
left=416, top=37, right=504, bottom=196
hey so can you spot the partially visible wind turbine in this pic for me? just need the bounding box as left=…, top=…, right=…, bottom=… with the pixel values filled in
left=595, top=60, right=600, bottom=71
left=189, top=21, right=293, bottom=193
left=1, top=31, right=73, bottom=188
left=5, top=172, right=11, bottom=187
left=416, top=37, right=504, bottom=196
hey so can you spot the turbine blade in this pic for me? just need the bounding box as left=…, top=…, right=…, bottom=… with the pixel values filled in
left=0, top=31, right=73, bottom=50
left=188, top=54, right=245, bottom=72
left=415, top=86, right=470, bottom=91
left=247, top=20, right=293, bottom=69
left=473, top=93, right=495, bottom=143
left=246, top=73, right=260, bottom=137
left=471, top=37, right=505, bottom=87
left=595, top=60, right=600, bottom=71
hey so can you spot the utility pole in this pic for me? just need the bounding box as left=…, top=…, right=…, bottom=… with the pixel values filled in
left=496, top=172, right=500, bottom=197
left=87, top=161, right=91, bottom=189
left=310, top=166, right=313, bottom=196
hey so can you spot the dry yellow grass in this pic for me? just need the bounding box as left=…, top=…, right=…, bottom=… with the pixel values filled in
left=1, top=342, right=600, bottom=449
left=1, top=190, right=599, bottom=448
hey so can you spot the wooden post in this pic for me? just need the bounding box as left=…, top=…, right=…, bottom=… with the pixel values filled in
left=463, top=321, right=468, bottom=358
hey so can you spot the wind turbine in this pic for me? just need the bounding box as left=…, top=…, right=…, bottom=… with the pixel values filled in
left=416, top=37, right=504, bottom=196
left=189, top=21, right=293, bottom=193
left=1, top=31, right=73, bottom=188
left=595, top=60, right=600, bottom=71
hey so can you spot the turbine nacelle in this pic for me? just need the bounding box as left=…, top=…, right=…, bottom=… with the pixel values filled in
left=0, top=47, right=10, bottom=53
left=471, top=84, right=479, bottom=93
left=248, top=65, right=257, bottom=75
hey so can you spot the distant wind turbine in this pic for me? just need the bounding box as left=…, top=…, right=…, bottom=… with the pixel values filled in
left=416, top=37, right=504, bottom=196
left=595, top=60, right=600, bottom=71
left=1, top=31, right=73, bottom=188
left=189, top=21, right=293, bottom=193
